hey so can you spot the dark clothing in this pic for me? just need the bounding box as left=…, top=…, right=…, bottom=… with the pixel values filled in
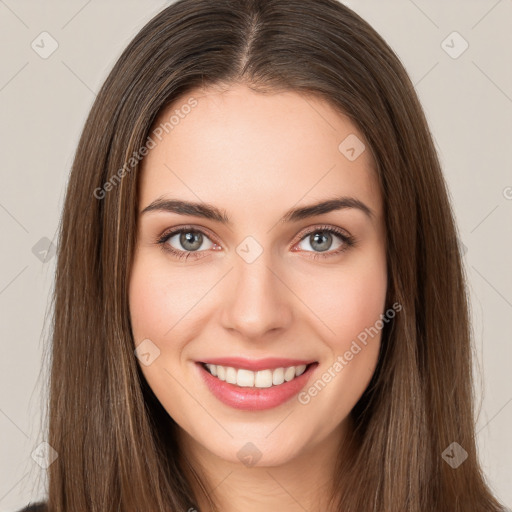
left=17, top=504, right=47, bottom=512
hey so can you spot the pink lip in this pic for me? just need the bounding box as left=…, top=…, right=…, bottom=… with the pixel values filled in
left=196, top=361, right=318, bottom=411
left=199, top=357, right=315, bottom=371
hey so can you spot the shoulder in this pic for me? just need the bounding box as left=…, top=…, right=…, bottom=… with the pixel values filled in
left=16, top=503, right=47, bottom=512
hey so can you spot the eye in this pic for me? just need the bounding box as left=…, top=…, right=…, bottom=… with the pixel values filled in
left=157, top=226, right=220, bottom=260
left=294, top=226, right=355, bottom=258
left=156, top=224, right=355, bottom=261
left=167, top=230, right=214, bottom=252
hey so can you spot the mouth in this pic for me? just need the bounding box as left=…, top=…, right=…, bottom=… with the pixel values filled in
left=196, top=359, right=319, bottom=411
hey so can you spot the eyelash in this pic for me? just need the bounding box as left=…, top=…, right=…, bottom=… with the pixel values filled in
left=155, top=224, right=356, bottom=261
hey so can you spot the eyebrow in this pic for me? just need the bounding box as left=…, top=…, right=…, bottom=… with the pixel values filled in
left=141, top=196, right=374, bottom=224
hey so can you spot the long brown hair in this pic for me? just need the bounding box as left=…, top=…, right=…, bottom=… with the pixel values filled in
left=45, top=0, right=504, bottom=510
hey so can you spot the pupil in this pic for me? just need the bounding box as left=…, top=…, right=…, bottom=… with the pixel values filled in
left=311, top=231, right=331, bottom=252
left=180, top=231, right=202, bottom=251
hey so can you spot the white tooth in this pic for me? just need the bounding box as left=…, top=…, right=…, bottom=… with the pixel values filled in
left=237, top=369, right=255, bottom=387
left=284, top=366, right=296, bottom=382
left=295, top=364, right=306, bottom=377
left=254, top=369, right=273, bottom=388
left=225, top=366, right=237, bottom=384
left=205, top=364, right=217, bottom=377
left=216, top=365, right=226, bottom=381
left=272, top=367, right=285, bottom=385
left=209, top=364, right=305, bottom=387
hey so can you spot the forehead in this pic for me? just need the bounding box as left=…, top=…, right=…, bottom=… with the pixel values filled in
left=139, top=84, right=382, bottom=220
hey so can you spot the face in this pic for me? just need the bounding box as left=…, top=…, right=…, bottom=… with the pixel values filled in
left=129, top=84, right=387, bottom=468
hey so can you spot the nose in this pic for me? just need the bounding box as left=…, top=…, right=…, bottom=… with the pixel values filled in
left=219, top=253, right=294, bottom=340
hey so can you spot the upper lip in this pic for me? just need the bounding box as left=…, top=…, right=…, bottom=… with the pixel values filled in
left=198, top=357, right=317, bottom=371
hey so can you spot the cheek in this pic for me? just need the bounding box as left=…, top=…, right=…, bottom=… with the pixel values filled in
left=295, top=260, right=387, bottom=421
left=294, top=249, right=387, bottom=409
left=128, top=255, right=200, bottom=425
left=298, top=253, right=388, bottom=349
left=129, top=268, right=170, bottom=342
left=336, top=270, right=387, bottom=346
left=129, top=254, right=209, bottom=342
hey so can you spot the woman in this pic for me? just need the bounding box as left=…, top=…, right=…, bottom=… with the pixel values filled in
left=20, top=0, right=505, bottom=510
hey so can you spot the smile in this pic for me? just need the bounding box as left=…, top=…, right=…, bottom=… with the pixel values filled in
left=196, top=359, right=318, bottom=411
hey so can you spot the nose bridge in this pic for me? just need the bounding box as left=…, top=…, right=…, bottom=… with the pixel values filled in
left=220, top=247, right=292, bottom=339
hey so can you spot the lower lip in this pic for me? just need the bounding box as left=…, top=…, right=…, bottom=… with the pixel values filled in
left=197, top=362, right=318, bottom=411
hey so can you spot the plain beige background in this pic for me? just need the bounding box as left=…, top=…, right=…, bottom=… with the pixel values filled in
left=0, top=1, right=511, bottom=510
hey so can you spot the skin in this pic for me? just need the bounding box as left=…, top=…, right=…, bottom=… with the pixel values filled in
left=129, top=83, right=387, bottom=511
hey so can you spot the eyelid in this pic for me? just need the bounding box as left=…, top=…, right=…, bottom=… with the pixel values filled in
left=157, top=224, right=220, bottom=246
